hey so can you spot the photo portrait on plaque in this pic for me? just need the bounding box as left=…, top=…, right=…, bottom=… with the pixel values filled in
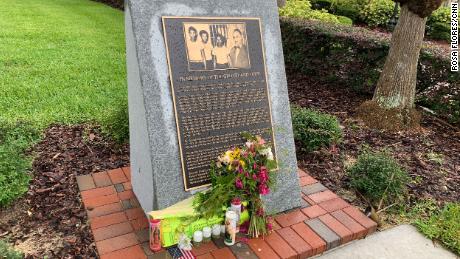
left=184, top=22, right=251, bottom=71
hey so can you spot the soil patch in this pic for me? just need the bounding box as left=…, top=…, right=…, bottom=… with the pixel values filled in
left=0, top=124, right=129, bottom=258
left=288, top=71, right=460, bottom=209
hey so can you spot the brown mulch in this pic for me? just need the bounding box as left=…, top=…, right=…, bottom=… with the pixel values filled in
left=288, top=71, right=460, bottom=208
left=0, top=124, right=129, bottom=258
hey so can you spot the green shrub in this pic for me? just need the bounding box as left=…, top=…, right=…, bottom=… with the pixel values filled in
left=359, top=0, right=396, bottom=27
left=291, top=106, right=343, bottom=152
left=415, top=203, right=460, bottom=255
left=427, top=7, right=451, bottom=41
left=311, top=0, right=368, bottom=22
left=0, top=122, right=39, bottom=207
left=429, top=6, right=450, bottom=24
left=311, top=0, right=333, bottom=9
left=337, top=15, right=353, bottom=25
left=280, top=0, right=342, bottom=24
left=428, top=22, right=451, bottom=41
left=100, top=99, right=129, bottom=144
left=0, top=240, right=23, bottom=259
left=332, top=0, right=365, bottom=21
left=347, top=148, right=409, bottom=206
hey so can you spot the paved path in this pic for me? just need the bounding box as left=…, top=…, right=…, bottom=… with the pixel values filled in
left=317, top=224, right=458, bottom=259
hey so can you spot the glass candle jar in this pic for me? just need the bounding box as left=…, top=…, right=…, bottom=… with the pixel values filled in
left=193, top=230, right=203, bottom=247
left=149, top=219, right=161, bottom=252
left=220, top=225, right=226, bottom=235
left=202, top=227, right=211, bottom=242
left=212, top=224, right=221, bottom=239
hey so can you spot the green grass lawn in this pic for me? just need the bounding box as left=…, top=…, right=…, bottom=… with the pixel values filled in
left=415, top=202, right=460, bottom=255
left=0, top=0, right=126, bottom=206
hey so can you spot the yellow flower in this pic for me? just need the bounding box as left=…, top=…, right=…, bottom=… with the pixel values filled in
left=231, top=148, right=241, bottom=160
left=239, top=160, right=246, bottom=168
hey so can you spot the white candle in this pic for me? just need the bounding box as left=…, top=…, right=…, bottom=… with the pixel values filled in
left=203, top=227, right=211, bottom=238
left=212, top=224, right=221, bottom=237
left=193, top=230, right=203, bottom=243
left=220, top=225, right=226, bottom=234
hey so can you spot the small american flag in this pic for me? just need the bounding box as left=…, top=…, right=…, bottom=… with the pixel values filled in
left=167, top=246, right=196, bottom=259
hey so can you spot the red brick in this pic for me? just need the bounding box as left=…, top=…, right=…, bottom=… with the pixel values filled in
left=272, top=220, right=281, bottom=231
left=125, top=208, right=145, bottom=220
left=76, top=175, right=96, bottom=191
left=319, top=214, right=353, bottom=244
left=318, top=198, right=350, bottom=213
left=93, top=222, right=133, bottom=242
left=247, top=238, right=280, bottom=259
left=301, top=205, right=327, bottom=219
left=303, top=196, right=316, bottom=206
left=343, top=207, right=378, bottom=235
left=131, top=217, right=149, bottom=231
left=331, top=210, right=367, bottom=239
left=275, top=210, right=308, bottom=228
left=276, top=227, right=312, bottom=258
left=88, top=203, right=123, bottom=218
left=108, top=168, right=128, bottom=184
left=123, top=182, right=132, bottom=190
left=93, top=171, right=112, bottom=187
left=291, top=222, right=327, bottom=255
left=91, top=211, right=128, bottom=230
left=122, top=167, right=131, bottom=180
left=265, top=231, right=297, bottom=259
left=100, top=245, right=146, bottom=259
left=84, top=194, right=119, bottom=209
left=196, top=253, right=214, bottom=259
left=211, top=247, right=236, bottom=259
left=81, top=186, right=116, bottom=200
left=308, top=190, right=338, bottom=204
left=118, top=190, right=135, bottom=201
left=299, top=176, right=317, bottom=186
left=192, top=241, right=218, bottom=256
left=96, top=233, right=139, bottom=255
left=297, top=168, right=308, bottom=178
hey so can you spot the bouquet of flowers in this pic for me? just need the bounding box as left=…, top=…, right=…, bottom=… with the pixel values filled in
left=193, top=133, right=277, bottom=238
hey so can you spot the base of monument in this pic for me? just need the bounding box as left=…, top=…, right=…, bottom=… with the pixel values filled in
left=76, top=167, right=377, bottom=258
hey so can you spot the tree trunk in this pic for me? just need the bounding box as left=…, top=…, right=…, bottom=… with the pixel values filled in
left=373, top=4, right=427, bottom=110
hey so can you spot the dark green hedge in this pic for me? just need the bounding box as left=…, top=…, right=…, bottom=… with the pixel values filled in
left=281, top=17, right=460, bottom=125
left=92, top=0, right=123, bottom=10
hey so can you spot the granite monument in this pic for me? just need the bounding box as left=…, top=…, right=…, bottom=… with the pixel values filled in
left=126, top=0, right=302, bottom=214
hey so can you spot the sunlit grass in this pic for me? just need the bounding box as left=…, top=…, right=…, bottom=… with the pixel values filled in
left=0, top=0, right=126, bottom=206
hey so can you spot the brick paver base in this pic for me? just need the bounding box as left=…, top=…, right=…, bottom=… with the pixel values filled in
left=77, top=167, right=377, bottom=258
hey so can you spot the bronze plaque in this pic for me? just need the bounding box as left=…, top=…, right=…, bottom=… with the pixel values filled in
left=162, top=17, right=276, bottom=191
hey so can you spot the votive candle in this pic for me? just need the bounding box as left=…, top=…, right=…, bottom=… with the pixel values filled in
left=193, top=230, right=203, bottom=243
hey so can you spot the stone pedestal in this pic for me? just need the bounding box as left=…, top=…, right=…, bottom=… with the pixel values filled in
left=126, top=0, right=302, bottom=214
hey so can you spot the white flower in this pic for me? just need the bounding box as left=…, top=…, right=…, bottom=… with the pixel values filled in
left=218, top=151, right=232, bottom=165
left=259, top=148, right=274, bottom=160
left=178, top=233, right=192, bottom=250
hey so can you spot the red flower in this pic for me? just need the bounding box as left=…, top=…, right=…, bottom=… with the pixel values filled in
left=235, top=177, right=243, bottom=189
left=232, top=197, right=242, bottom=205
left=256, top=207, right=265, bottom=216
left=266, top=222, right=273, bottom=231
left=258, top=184, right=270, bottom=195
left=258, top=167, right=269, bottom=183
